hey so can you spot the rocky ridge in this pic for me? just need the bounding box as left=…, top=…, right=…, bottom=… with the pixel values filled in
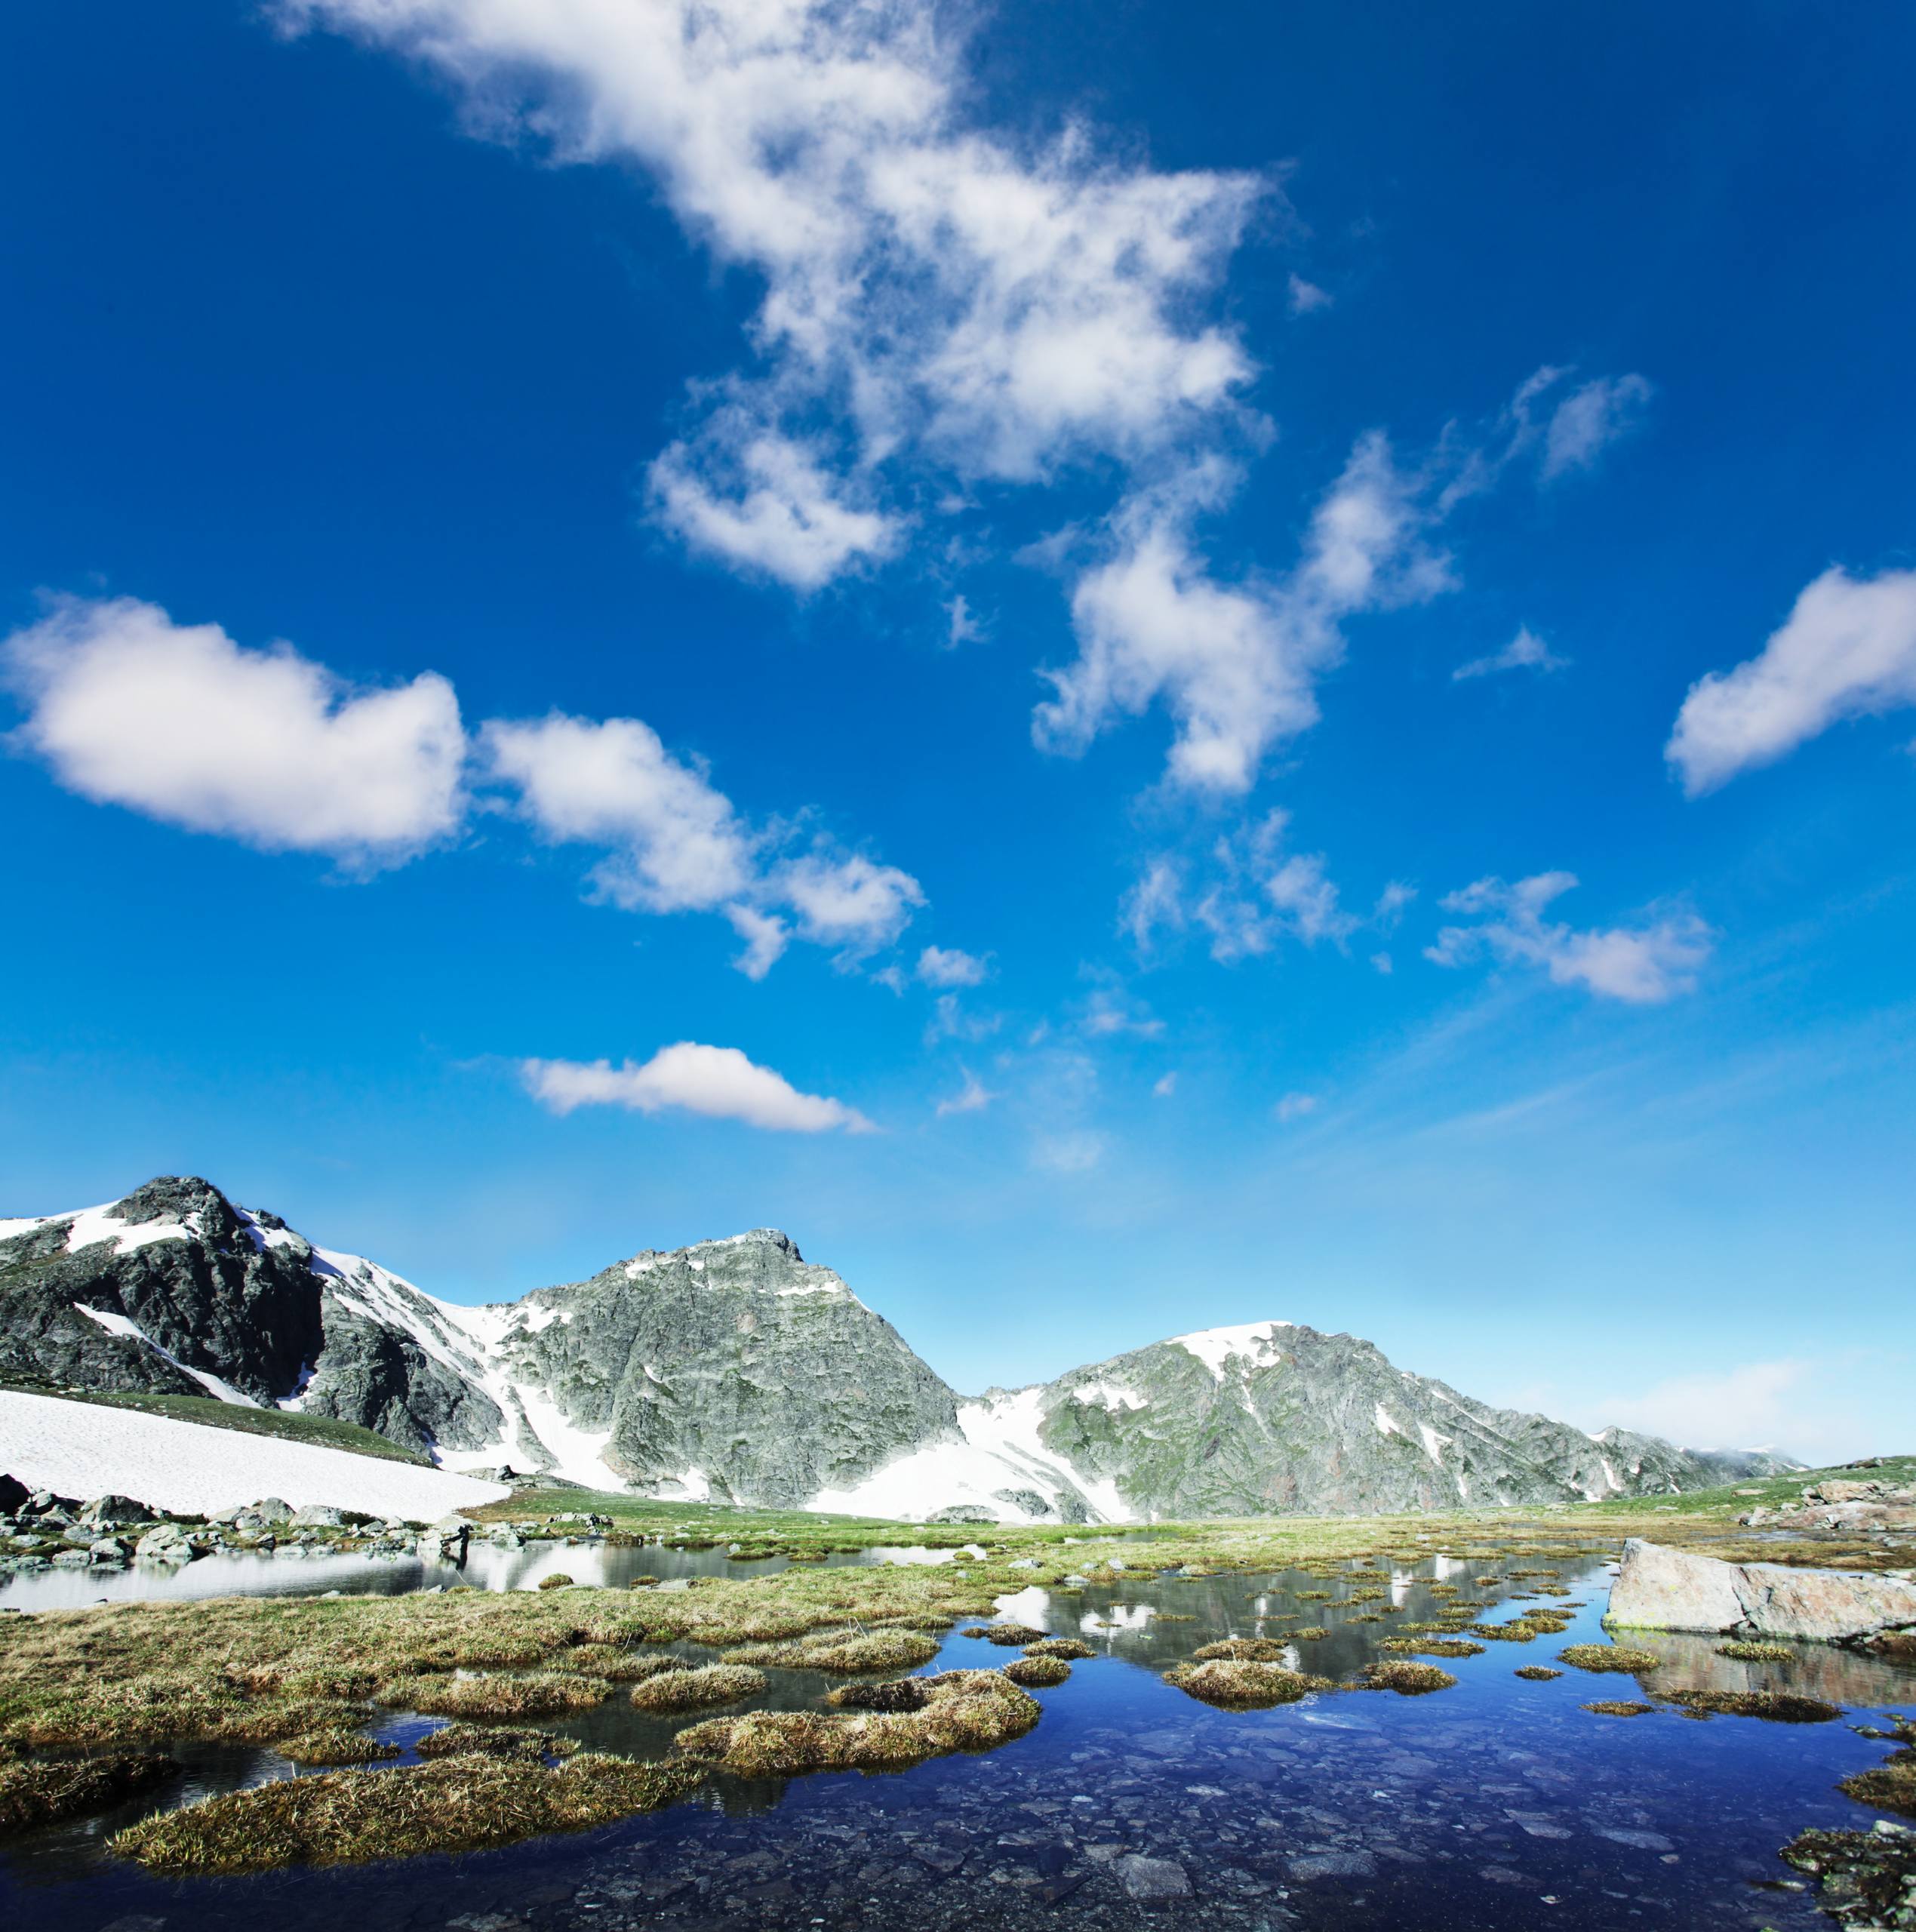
left=0, top=1177, right=1793, bottom=1523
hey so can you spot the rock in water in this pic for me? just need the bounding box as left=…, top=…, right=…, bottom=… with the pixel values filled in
left=1606, top=1538, right=1916, bottom=1644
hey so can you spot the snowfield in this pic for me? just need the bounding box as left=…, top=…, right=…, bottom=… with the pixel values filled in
left=0, top=1390, right=510, bottom=1520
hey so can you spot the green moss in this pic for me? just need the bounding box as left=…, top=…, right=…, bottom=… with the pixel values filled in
left=724, top=1630, right=940, bottom=1673
left=1559, top=1644, right=1662, bottom=1675
left=112, top=1753, right=706, bottom=1872
left=1360, top=1661, right=1456, bottom=1696
left=1715, top=1640, right=1795, bottom=1662
left=628, top=1665, right=767, bottom=1713
left=0, top=1753, right=177, bottom=1834
left=537, top=1574, right=575, bottom=1591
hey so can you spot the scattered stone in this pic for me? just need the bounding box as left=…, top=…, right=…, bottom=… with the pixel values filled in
left=1115, top=1853, right=1191, bottom=1900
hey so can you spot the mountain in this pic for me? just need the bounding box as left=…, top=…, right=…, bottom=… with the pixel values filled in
left=0, top=1177, right=1793, bottom=1521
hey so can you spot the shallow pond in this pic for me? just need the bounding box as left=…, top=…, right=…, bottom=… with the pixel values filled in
left=0, top=1537, right=1005, bottom=1614
left=4, top=1547, right=1911, bottom=1932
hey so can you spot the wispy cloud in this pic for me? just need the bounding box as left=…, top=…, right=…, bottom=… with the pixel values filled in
left=1453, top=624, right=1567, bottom=681
left=1426, top=872, right=1711, bottom=1003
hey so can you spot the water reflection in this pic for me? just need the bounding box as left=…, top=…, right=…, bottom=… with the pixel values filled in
left=3, top=1543, right=1911, bottom=1932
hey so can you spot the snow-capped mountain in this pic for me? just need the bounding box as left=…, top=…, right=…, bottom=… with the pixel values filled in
left=0, top=1177, right=1791, bottom=1521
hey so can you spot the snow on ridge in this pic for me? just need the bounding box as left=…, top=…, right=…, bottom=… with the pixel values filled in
left=1417, top=1422, right=1450, bottom=1465
left=72, top=1303, right=261, bottom=1407
left=1172, top=1320, right=1290, bottom=1381
left=63, top=1203, right=197, bottom=1258
left=1373, top=1401, right=1404, bottom=1439
left=0, top=1388, right=507, bottom=1518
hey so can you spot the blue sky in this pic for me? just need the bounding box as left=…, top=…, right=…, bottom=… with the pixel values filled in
left=3, top=2, right=1912, bottom=1464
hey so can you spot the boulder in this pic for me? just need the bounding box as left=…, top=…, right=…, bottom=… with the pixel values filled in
left=927, top=1504, right=998, bottom=1524
left=292, top=1504, right=345, bottom=1528
left=1607, top=1538, right=1916, bottom=1645
left=78, top=1494, right=157, bottom=1527
left=250, top=1498, right=294, bottom=1524
left=134, top=1524, right=198, bottom=1564
left=0, top=1473, right=28, bottom=1515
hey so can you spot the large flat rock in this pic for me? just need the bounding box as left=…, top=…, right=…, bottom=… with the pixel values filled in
left=1606, top=1537, right=1916, bottom=1644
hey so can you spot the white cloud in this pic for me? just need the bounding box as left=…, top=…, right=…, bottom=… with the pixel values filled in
left=521, top=1041, right=871, bottom=1133
left=1081, top=986, right=1164, bottom=1038
left=1152, top=1071, right=1177, bottom=1097
left=1274, top=1091, right=1318, bottom=1121
left=1287, top=272, right=1332, bottom=315
left=944, top=595, right=983, bottom=648
left=1666, top=565, right=1916, bottom=794
left=1426, top=872, right=1711, bottom=1003
left=926, top=993, right=1001, bottom=1045
left=484, top=712, right=923, bottom=967
left=1541, top=373, right=1653, bottom=480
left=483, top=713, right=754, bottom=912
left=917, top=944, right=989, bottom=988
left=1036, top=433, right=1454, bottom=792
left=1119, top=857, right=1187, bottom=953
left=285, top=0, right=1264, bottom=555
left=1370, top=951, right=1393, bottom=974
left=1453, top=623, right=1567, bottom=681
left=776, top=850, right=925, bottom=952
left=2, top=595, right=464, bottom=865
left=934, top=1068, right=995, bottom=1117
left=650, top=425, right=899, bottom=591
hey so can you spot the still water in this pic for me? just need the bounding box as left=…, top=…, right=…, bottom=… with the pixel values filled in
left=2, top=1546, right=1908, bottom=1932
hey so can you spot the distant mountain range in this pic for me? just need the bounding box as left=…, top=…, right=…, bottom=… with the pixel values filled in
left=0, top=1177, right=1794, bottom=1521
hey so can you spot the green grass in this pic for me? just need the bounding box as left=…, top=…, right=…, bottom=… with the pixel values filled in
left=0, top=1378, right=429, bottom=1466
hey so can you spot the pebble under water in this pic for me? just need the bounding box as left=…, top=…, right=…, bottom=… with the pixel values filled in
left=3, top=1548, right=1911, bottom=1932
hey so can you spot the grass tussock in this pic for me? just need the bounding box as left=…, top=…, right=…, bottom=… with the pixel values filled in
left=1361, top=1661, right=1457, bottom=1696
left=724, top=1631, right=940, bottom=1674
left=0, top=1753, right=178, bottom=1834
left=1582, top=1700, right=1656, bottom=1717
left=537, top=1574, right=575, bottom=1591
left=414, top=1724, right=580, bottom=1763
left=379, top=1673, right=613, bottom=1721
left=675, top=1669, right=1039, bottom=1777
left=1164, top=1661, right=1326, bottom=1708
left=629, top=1665, right=767, bottom=1713
left=1001, top=1657, right=1071, bottom=1687
left=961, top=1624, right=1047, bottom=1647
left=1289, top=1626, right=1329, bottom=1642
left=1379, top=1638, right=1484, bottom=1659
left=1514, top=1666, right=1564, bottom=1681
left=1659, top=1689, right=1839, bottom=1724
left=1715, top=1640, right=1795, bottom=1662
left=1559, top=1644, right=1662, bottom=1675
left=1838, top=1753, right=1916, bottom=1818
left=1023, top=1638, right=1094, bottom=1660
left=826, top=1678, right=930, bottom=1712
left=112, top=1752, right=706, bottom=1873
left=277, top=1727, right=403, bottom=1767
left=1193, top=1638, right=1291, bottom=1663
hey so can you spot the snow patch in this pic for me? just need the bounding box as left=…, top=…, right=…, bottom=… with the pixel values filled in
left=1417, top=1423, right=1450, bottom=1465
left=0, top=1388, right=508, bottom=1518
left=63, top=1204, right=196, bottom=1257
left=1063, top=1380, right=1149, bottom=1412
left=1171, top=1320, right=1289, bottom=1380
left=1373, top=1402, right=1404, bottom=1439
left=512, top=1382, right=616, bottom=1489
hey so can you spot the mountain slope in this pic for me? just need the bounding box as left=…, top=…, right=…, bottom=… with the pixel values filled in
left=0, top=1176, right=1793, bottom=1521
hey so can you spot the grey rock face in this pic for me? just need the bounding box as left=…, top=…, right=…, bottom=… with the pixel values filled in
left=1, top=1174, right=1799, bottom=1521
left=484, top=1230, right=963, bottom=1509
left=1025, top=1321, right=1793, bottom=1518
